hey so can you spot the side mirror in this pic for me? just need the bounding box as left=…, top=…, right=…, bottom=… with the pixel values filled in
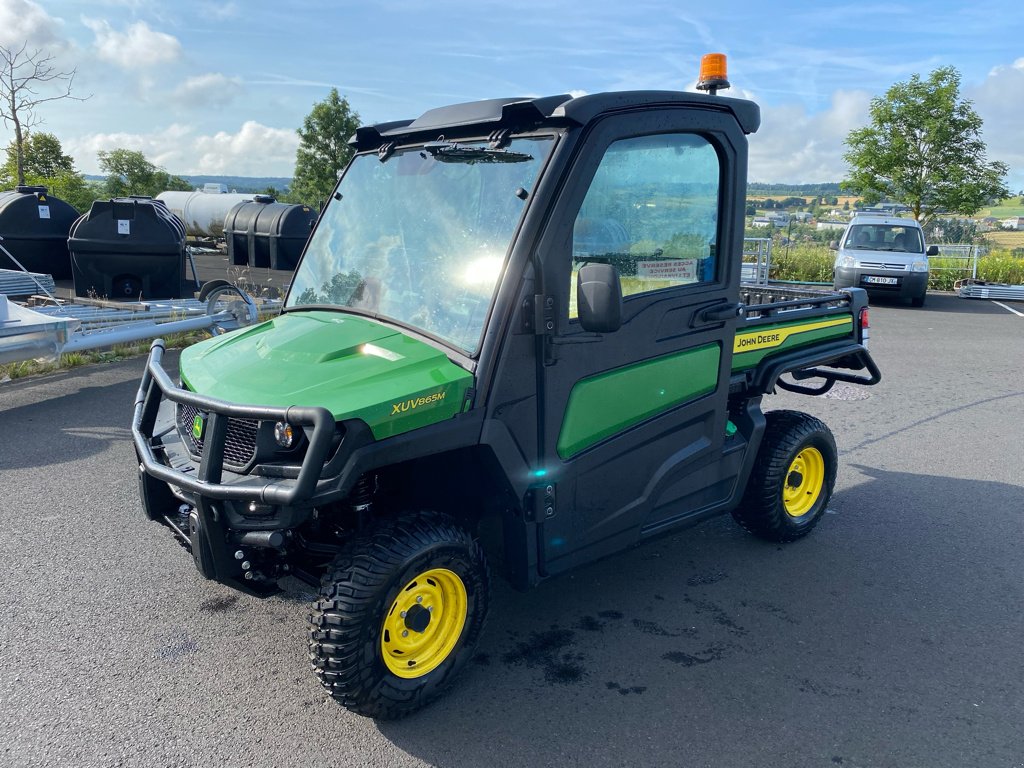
left=577, top=263, right=622, bottom=333
left=926, top=245, right=939, bottom=256
left=829, top=240, right=839, bottom=250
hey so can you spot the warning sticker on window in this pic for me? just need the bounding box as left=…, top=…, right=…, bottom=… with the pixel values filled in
left=117, top=220, right=131, bottom=235
left=636, top=259, right=697, bottom=282
left=38, top=205, right=50, bottom=219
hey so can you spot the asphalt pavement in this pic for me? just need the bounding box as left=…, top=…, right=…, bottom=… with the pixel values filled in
left=1, top=292, right=1022, bottom=768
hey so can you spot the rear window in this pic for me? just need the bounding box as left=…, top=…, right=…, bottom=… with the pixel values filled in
left=844, top=224, right=923, bottom=253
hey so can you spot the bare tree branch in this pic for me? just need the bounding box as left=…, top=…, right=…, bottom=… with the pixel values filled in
left=0, top=42, right=90, bottom=185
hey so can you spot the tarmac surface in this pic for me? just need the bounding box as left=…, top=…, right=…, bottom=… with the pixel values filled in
left=1, top=292, right=1022, bottom=768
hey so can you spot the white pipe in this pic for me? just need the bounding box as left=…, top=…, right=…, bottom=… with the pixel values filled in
left=60, top=311, right=231, bottom=353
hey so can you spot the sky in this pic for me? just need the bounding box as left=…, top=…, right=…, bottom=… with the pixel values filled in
left=1, top=0, right=1023, bottom=190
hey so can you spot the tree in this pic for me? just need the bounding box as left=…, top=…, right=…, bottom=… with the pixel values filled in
left=842, top=67, right=1008, bottom=225
left=0, top=132, right=98, bottom=211
left=0, top=43, right=86, bottom=186
left=1, top=131, right=73, bottom=182
left=97, top=149, right=191, bottom=198
left=291, top=88, right=360, bottom=208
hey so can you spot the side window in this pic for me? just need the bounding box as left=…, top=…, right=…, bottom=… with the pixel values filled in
left=569, top=133, right=720, bottom=317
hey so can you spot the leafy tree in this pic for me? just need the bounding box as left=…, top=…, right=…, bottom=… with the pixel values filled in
left=0, top=43, right=87, bottom=185
left=0, top=132, right=97, bottom=211
left=97, top=149, right=191, bottom=198
left=1, top=131, right=73, bottom=182
left=291, top=88, right=360, bottom=208
left=843, top=67, right=1008, bottom=225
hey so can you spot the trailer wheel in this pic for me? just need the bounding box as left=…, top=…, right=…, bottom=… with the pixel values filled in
left=732, top=410, right=837, bottom=542
left=309, top=511, right=489, bottom=719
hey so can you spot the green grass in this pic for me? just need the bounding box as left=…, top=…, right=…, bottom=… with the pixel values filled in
left=766, top=243, right=1024, bottom=290
left=0, top=328, right=211, bottom=382
left=979, top=200, right=1024, bottom=218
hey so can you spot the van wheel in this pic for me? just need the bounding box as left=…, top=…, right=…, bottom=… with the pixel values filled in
left=309, top=511, right=489, bottom=719
left=732, top=410, right=837, bottom=542
left=911, top=293, right=926, bottom=307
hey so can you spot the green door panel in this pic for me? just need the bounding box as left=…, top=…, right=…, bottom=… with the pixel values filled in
left=556, top=343, right=721, bottom=459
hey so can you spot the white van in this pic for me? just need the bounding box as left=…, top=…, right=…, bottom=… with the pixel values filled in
left=831, top=213, right=937, bottom=307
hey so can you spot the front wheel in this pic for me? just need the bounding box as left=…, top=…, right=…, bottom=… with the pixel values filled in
left=911, top=292, right=926, bottom=308
left=308, top=512, right=489, bottom=719
left=732, top=410, right=838, bottom=542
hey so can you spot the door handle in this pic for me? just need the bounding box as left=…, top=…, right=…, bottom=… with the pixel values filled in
left=698, top=302, right=745, bottom=323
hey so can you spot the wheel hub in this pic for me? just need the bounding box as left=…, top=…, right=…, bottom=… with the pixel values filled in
left=782, top=447, right=825, bottom=518
left=404, top=603, right=431, bottom=633
left=380, top=567, right=468, bottom=679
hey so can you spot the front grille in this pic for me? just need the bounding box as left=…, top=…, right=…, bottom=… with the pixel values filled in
left=178, top=402, right=259, bottom=468
left=859, top=261, right=908, bottom=270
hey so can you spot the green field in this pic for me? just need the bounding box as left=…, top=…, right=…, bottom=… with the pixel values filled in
left=979, top=200, right=1024, bottom=218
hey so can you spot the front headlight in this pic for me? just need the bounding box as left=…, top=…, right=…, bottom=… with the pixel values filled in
left=836, top=254, right=857, bottom=269
left=274, top=421, right=297, bottom=448
left=911, top=259, right=929, bottom=273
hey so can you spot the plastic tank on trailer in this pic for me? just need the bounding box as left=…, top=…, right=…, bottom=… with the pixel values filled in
left=224, top=197, right=317, bottom=270
left=69, top=197, right=187, bottom=299
left=0, top=185, right=79, bottom=279
left=156, top=189, right=256, bottom=238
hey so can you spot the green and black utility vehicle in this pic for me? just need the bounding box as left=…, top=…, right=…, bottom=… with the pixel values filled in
left=133, top=63, right=880, bottom=719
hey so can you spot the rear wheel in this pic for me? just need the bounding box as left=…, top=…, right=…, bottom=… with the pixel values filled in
left=309, top=512, right=489, bottom=719
left=732, top=410, right=837, bottom=542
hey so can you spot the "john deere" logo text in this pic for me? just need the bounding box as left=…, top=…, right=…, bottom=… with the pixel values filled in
left=391, top=391, right=446, bottom=415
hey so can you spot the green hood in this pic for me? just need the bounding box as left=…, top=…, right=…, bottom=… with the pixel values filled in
left=179, top=311, right=474, bottom=439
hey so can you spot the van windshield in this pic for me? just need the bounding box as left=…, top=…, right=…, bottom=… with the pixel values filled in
left=286, top=136, right=554, bottom=355
left=844, top=224, right=923, bottom=253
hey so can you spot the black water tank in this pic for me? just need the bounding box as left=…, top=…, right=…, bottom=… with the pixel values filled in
left=224, top=197, right=317, bottom=270
left=0, top=186, right=78, bottom=279
left=69, top=197, right=187, bottom=299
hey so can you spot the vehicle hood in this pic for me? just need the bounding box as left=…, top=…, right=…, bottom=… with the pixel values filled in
left=179, top=311, right=474, bottom=439
left=840, top=247, right=923, bottom=263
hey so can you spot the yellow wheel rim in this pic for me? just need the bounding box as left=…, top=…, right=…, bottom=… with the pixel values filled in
left=381, top=568, right=468, bottom=679
left=783, top=447, right=825, bottom=518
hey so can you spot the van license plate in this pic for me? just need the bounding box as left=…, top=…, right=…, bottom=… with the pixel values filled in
left=863, top=276, right=898, bottom=285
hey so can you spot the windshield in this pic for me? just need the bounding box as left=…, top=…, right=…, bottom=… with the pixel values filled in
left=844, top=223, right=924, bottom=253
left=286, top=136, right=555, bottom=354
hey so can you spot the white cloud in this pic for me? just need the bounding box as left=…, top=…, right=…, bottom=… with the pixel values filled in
left=81, top=17, right=181, bottom=68
left=747, top=90, right=872, bottom=183
left=68, top=121, right=298, bottom=177
left=192, top=121, right=298, bottom=175
left=174, top=73, right=243, bottom=108
left=0, top=0, right=64, bottom=48
left=969, top=58, right=1024, bottom=192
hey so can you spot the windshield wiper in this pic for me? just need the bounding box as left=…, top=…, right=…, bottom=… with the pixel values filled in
left=423, top=141, right=533, bottom=164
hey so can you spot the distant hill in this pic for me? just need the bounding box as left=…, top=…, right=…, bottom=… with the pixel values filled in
left=83, top=174, right=292, bottom=193
left=748, top=182, right=843, bottom=196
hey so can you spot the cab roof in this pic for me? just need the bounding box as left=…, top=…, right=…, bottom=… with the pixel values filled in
left=350, top=91, right=760, bottom=151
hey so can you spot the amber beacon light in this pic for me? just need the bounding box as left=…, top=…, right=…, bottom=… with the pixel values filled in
left=696, top=53, right=730, bottom=95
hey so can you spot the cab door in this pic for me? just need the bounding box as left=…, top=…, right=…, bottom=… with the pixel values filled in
left=535, top=108, right=748, bottom=576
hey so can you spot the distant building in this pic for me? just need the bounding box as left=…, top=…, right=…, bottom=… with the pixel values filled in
left=1001, top=217, right=1023, bottom=231
left=816, top=220, right=846, bottom=231
left=791, top=211, right=812, bottom=222
left=751, top=217, right=772, bottom=228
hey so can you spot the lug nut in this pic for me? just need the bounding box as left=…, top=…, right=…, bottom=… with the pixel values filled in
left=244, top=572, right=253, bottom=580
left=428, top=606, right=433, bottom=613
left=234, top=550, right=245, bottom=560
left=402, top=630, right=409, bottom=638
left=241, top=561, right=251, bottom=570
left=416, top=596, right=423, bottom=604
left=400, top=610, right=407, bottom=618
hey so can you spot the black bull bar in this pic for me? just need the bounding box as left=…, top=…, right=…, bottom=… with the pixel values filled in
left=132, top=339, right=335, bottom=506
